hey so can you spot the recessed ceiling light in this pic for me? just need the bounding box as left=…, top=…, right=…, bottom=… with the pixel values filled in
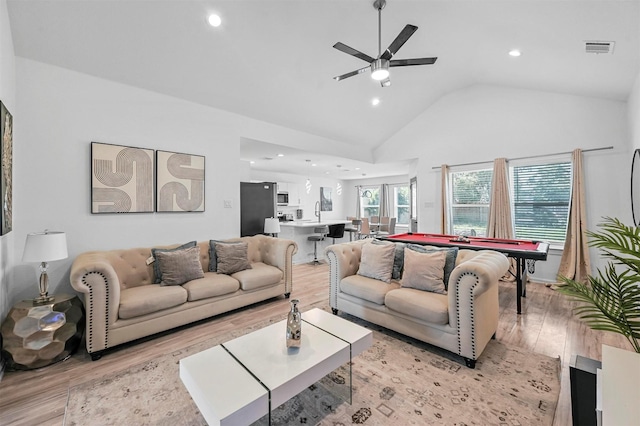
left=312, top=163, right=317, bottom=167
left=325, top=171, right=330, bottom=175
left=355, top=167, right=361, bottom=170
left=508, top=49, right=521, bottom=57
left=208, top=14, right=222, bottom=27
left=249, top=161, right=255, bottom=164
left=277, top=153, right=284, bottom=157
left=372, top=98, right=380, bottom=106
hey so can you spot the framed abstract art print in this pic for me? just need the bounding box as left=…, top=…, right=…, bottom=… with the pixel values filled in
left=0, top=101, right=12, bottom=234
left=91, top=142, right=155, bottom=213
left=156, top=150, right=205, bottom=212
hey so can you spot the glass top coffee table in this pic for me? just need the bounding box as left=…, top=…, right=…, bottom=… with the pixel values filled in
left=180, top=308, right=372, bottom=426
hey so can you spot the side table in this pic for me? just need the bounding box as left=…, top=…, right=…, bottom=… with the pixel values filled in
left=1, top=293, right=85, bottom=370
left=569, top=354, right=601, bottom=426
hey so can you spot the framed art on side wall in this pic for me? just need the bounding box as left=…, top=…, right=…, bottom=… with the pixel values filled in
left=91, top=142, right=155, bottom=213
left=321, top=186, right=333, bottom=212
left=0, top=101, right=12, bottom=235
left=156, top=150, right=205, bottom=212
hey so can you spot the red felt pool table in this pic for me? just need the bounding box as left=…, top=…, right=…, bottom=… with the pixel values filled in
left=379, top=232, right=550, bottom=314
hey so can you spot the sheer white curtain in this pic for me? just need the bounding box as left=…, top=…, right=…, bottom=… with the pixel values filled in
left=557, top=149, right=591, bottom=283
left=440, top=165, right=449, bottom=234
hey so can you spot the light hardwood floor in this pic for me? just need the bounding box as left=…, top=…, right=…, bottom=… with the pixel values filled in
left=0, top=262, right=630, bottom=426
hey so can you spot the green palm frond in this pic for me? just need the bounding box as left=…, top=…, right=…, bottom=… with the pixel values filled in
left=587, top=217, right=640, bottom=275
left=557, top=217, right=640, bottom=353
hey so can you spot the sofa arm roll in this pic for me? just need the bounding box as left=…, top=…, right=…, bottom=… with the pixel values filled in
left=70, top=252, right=123, bottom=354
left=325, top=240, right=367, bottom=309
left=448, top=250, right=509, bottom=360
left=251, top=235, right=297, bottom=295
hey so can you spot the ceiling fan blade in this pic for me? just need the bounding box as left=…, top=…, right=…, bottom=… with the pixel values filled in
left=333, top=66, right=370, bottom=81
left=390, top=57, right=438, bottom=67
left=380, top=24, right=418, bottom=60
left=333, top=42, right=375, bottom=63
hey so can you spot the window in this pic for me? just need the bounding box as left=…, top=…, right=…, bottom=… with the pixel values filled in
left=391, top=184, right=410, bottom=225
left=359, top=186, right=380, bottom=218
left=410, top=177, right=417, bottom=232
left=447, top=160, right=572, bottom=243
left=449, top=169, right=493, bottom=237
left=511, top=162, right=571, bottom=242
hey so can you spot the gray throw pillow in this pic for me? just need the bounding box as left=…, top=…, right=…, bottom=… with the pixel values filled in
left=357, top=242, right=395, bottom=283
left=406, top=244, right=459, bottom=290
left=208, top=240, right=243, bottom=272
left=372, top=239, right=405, bottom=280
left=216, top=242, right=252, bottom=275
left=401, top=248, right=447, bottom=294
left=155, top=245, right=205, bottom=286
left=151, top=240, right=197, bottom=283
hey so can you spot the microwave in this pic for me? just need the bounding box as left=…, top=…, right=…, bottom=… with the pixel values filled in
left=277, top=192, right=289, bottom=205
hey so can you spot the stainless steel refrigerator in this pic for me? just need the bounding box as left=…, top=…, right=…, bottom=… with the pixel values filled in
left=240, top=182, right=277, bottom=237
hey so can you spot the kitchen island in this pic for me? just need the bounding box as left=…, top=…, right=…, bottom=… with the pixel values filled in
left=279, top=220, right=351, bottom=264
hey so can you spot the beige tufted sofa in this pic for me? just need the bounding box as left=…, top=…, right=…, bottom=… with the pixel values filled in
left=325, top=239, right=509, bottom=368
left=70, top=235, right=297, bottom=360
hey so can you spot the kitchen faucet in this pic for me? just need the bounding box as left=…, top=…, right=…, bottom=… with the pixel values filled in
left=315, top=201, right=321, bottom=223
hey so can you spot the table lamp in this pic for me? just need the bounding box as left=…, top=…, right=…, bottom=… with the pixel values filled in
left=264, top=217, right=281, bottom=237
left=22, top=230, right=68, bottom=305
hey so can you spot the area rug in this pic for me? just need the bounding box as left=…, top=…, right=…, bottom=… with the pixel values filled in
left=64, top=310, right=560, bottom=425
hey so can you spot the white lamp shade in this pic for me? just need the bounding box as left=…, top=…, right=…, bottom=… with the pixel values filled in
left=22, top=231, right=68, bottom=262
left=264, top=218, right=281, bottom=234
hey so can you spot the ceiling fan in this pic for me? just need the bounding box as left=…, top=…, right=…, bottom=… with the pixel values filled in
left=333, top=0, right=437, bottom=87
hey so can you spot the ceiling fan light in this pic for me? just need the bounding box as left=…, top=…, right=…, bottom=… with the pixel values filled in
left=207, top=14, right=222, bottom=27
left=371, top=59, right=389, bottom=81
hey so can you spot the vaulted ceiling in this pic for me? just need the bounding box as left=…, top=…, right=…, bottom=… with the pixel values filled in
left=7, top=0, right=639, bottom=178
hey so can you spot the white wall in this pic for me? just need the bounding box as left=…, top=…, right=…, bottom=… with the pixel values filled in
left=248, top=169, right=347, bottom=222
left=0, top=0, right=15, bottom=318
left=342, top=175, right=411, bottom=220
left=629, top=73, right=640, bottom=150
left=8, top=58, right=355, bottom=310
left=375, top=85, right=630, bottom=282
left=10, top=58, right=242, bottom=303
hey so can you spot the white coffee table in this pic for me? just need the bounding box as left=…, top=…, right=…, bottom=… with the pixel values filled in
left=180, top=308, right=372, bottom=426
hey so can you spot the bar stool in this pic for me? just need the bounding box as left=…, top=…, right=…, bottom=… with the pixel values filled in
left=308, top=225, right=328, bottom=264
left=345, top=219, right=361, bottom=241
left=326, top=223, right=346, bottom=244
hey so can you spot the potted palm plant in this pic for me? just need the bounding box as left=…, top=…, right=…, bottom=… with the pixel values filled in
left=557, top=217, right=640, bottom=353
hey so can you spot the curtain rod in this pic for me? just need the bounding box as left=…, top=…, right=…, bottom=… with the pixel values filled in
left=431, top=146, right=614, bottom=170
left=353, top=181, right=408, bottom=187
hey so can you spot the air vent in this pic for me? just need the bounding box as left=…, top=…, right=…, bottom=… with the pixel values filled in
left=585, top=41, right=615, bottom=54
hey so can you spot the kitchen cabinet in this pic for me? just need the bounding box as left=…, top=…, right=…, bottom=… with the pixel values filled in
left=277, top=182, right=300, bottom=206
left=288, top=183, right=300, bottom=206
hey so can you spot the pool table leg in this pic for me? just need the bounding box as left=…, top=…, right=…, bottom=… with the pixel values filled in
left=516, top=257, right=523, bottom=314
